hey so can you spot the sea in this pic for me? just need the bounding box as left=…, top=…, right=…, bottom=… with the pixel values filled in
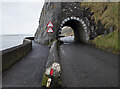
left=0, top=34, right=34, bottom=51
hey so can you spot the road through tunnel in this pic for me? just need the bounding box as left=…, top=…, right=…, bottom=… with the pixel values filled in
left=33, top=2, right=118, bottom=87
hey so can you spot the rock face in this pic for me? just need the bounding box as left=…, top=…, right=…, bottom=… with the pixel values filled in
left=34, top=2, right=62, bottom=45
left=34, top=2, right=113, bottom=45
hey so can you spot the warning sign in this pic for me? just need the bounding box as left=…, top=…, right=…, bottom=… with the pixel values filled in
left=47, top=27, right=54, bottom=33
left=47, top=21, right=54, bottom=27
left=47, top=21, right=54, bottom=33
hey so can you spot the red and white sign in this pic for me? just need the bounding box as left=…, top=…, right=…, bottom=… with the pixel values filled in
left=47, top=27, right=54, bottom=33
left=47, top=21, right=54, bottom=33
left=47, top=21, right=54, bottom=27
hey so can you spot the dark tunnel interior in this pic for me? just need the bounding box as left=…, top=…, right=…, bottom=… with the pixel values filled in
left=59, top=20, right=87, bottom=43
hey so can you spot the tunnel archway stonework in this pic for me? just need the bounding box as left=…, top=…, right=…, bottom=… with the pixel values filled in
left=59, top=16, right=90, bottom=43
left=34, top=2, right=100, bottom=45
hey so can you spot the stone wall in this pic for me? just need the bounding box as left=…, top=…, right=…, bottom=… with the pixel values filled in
left=46, top=40, right=60, bottom=69
left=42, top=40, right=61, bottom=87
left=1, top=37, right=34, bottom=72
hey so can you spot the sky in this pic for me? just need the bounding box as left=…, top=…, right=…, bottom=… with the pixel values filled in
left=0, top=1, right=44, bottom=35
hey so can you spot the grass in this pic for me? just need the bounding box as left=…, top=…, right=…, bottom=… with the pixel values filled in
left=42, top=74, right=49, bottom=87
left=80, top=2, right=118, bottom=29
left=80, top=2, right=119, bottom=54
left=41, top=74, right=62, bottom=87
left=91, top=29, right=119, bottom=54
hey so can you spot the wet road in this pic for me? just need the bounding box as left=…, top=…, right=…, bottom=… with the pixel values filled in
left=2, top=42, right=49, bottom=87
left=59, top=42, right=118, bottom=87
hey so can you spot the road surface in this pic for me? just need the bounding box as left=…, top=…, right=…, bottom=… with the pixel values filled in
left=2, top=42, right=49, bottom=87
left=59, top=42, right=118, bottom=87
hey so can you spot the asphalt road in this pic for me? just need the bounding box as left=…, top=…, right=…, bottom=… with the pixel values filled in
left=2, top=42, right=49, bottom=87
left=59, top=42, right=118, bottom=87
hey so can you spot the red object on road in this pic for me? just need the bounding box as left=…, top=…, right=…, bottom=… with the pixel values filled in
left=50, top=69, right=54, bottom=75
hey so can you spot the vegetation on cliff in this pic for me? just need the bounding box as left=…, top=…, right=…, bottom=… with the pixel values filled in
left=80, top=2, right=119, bottom=54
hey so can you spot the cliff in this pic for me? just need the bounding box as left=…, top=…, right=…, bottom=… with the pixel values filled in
left=34, top=2, right=119, bottom=54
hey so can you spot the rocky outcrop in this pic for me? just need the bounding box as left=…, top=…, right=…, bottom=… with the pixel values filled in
left=34, top=2, right=115, bottom=45
left=34, top=2, right=62, bottom=45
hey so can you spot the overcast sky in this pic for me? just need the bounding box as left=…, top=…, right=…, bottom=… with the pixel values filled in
left=0, top=1, right=44, bottom=35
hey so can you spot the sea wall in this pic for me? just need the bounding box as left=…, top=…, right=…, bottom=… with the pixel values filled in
left=1, top=37, right=34, bottom=72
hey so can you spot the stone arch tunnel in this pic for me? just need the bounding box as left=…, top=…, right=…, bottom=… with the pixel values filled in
left=58, top=16, right=90, bottom=43
left=34, top=2, right=100, bottom=45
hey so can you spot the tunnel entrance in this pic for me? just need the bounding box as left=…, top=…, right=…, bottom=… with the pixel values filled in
left=58, top=17, right=90, bottom=43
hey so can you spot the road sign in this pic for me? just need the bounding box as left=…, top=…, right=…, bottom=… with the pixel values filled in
left=47, top=27, right=54, bottom=33
left=47, top=21, right=54, bottom=27
left=47, top=20, right=54, bottom=33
